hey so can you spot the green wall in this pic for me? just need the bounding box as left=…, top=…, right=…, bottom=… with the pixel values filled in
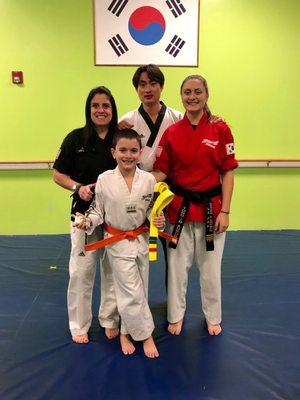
left=1, top=0, right=299, bottom=234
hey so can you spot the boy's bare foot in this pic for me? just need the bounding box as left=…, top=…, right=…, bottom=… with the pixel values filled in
left=120, top=334, right=135, bottom=355
left=207, top=322, right=222, bottom=335
left=168, top=319, right=183, bottom=335
left=105, top=327, right=119, bottom=339
left=72, top=333, right=89, bottom=344
left=143, top=336, right=159, bottom=358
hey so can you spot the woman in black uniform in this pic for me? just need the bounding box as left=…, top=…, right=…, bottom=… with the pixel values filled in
left=53, top=87, right=119, bottom=343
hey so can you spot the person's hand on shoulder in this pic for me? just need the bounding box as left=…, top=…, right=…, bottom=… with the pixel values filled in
left=209, top=115, right=225, bottom=124
left=118, top=120, right=134, bottom=130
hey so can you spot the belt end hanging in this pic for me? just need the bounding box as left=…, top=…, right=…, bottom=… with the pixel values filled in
left=205, top=234, right=215, bottom=251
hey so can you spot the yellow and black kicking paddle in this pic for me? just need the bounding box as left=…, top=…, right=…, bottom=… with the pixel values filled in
left=149, top=182, right=174, bottom=261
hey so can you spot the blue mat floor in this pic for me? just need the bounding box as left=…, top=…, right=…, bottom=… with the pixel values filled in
left=0, top=231, right=299, bottom=400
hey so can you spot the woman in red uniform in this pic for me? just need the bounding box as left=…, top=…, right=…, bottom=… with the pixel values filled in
left=153, top=75, right=238, bottom=336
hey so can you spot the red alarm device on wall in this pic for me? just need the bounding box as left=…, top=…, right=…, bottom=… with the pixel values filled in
left=12, top=71, right=24, bottom=84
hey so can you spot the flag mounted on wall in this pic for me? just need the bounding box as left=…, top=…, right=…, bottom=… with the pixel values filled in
left=94, top=0, right=199, bottom=66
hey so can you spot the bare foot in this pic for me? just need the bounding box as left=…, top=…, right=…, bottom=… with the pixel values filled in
left=143, top=336, right=159, bottom=358
left=72, top=333, right=89, bottom=344
left=120, top=334, right=135, bottom=355
left=105, top=327, right=119, bottom=339
left=168, top=319, right=183, bottom=335
left=207, top=322, right=222, bottom=335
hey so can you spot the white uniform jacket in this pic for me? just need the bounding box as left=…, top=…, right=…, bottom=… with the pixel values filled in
left=120, top=104, right=182, bottom=171
left=87, top=166, right=156, bottom=256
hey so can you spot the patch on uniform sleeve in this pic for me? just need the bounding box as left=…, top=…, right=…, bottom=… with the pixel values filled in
left=156, top=146, right=163, bottom=157
left=226, top=143, right=235, bottom=155
left=54, top=148, right=61, bottom=161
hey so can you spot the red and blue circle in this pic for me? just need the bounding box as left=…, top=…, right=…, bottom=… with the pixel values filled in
left=128, top=6, right=166, bottom=46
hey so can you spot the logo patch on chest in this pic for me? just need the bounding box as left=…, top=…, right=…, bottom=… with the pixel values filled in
left=126, top=203, right=137, bottom=213
left=142, top=193, right=152, bottom=202
left=202, top=139, right=219, bottom=149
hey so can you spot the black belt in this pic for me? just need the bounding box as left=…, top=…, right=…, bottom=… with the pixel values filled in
left=168, top=184, right=222, bottom=251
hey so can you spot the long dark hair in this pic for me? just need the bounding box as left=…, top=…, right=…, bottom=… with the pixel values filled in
left=83, top=86, right=118, bottom=145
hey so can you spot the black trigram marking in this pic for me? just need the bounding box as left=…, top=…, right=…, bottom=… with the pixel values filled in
left=108, top=0, right=128, bottom=17
left=165, top=35, right=185, bottom=57
left=166, top=0, right=186, bottom=18
left=108, top=34, right=129, bottom=57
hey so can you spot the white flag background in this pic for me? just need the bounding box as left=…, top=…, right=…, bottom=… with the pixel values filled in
left=94, top=0, right=199, bottom=66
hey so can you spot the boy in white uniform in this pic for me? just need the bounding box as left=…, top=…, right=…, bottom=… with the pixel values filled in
left=75, top=129, right=165, bottom=358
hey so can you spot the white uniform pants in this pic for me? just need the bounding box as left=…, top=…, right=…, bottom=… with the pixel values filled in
left=68, top=223, right=119, bottom=336
left=167, top=222, right=225, bottom=325
left=107, top=251, right=154, bottom=341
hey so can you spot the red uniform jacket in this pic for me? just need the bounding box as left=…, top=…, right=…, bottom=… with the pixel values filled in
left=153, top=112, right=238, bottom=224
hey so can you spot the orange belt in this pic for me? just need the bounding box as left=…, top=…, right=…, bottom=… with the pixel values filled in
left=84, top=222, right=175, bottom=252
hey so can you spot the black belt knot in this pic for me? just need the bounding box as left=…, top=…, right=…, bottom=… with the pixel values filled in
left=168, top=184, right=222, bottom=252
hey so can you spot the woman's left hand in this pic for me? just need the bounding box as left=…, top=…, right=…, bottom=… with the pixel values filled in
left=214, top=212, right=229, bottom=234
left=78, top=183, right=96, bottom=201
left=153, top=214, right=166, bottom=230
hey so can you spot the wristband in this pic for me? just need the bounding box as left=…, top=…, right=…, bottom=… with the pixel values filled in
left=71, top=183, right=82, bottom=193
left=221, top=210, right=230, bottom=214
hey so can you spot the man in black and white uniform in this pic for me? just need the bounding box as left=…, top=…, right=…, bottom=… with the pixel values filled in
left=119, top=65, right=182, bottom=289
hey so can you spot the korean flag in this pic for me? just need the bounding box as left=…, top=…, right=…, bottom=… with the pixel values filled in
left=94, top=0, right=199, bottom=66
